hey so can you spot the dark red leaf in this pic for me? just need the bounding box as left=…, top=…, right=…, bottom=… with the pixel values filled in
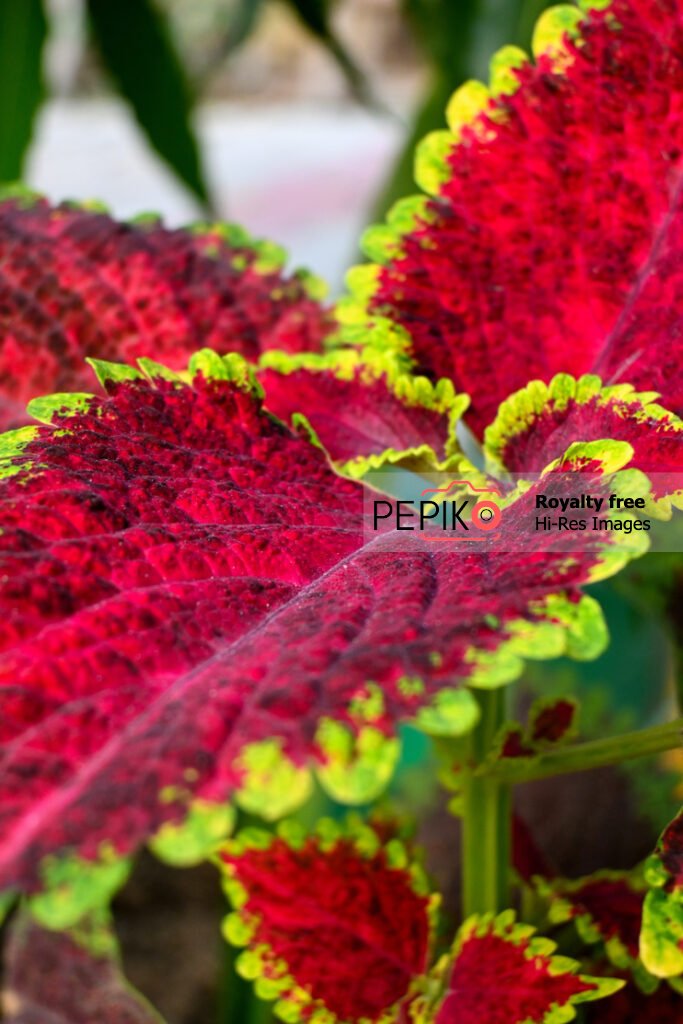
left=0, top=192, right=330, bottom=430
left=585, top=975, right=683, bottom=1023
left=529, top=698, right=577, bottom=745
left=538, top=870, right=651, bottom=987
left=484, top=376, right=683, bottom=514
left=512, top=814, right=555, bottom=882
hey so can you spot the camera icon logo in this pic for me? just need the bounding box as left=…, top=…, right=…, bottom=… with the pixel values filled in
left=470, top=498, right=502, bottom=531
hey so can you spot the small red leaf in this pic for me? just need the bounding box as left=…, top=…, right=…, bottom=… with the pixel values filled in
left=484, top=376, right=683, bottom=514
left=490, top=698, right=579, bottom=773
left=529, top=698, right=578, bottom=746
left=259, top=350, right=465, bottom=470
left=220, top=822, right=433, bottom=1023
left=538, top=870, right=651, bottom=987
left=429, top=912, right=621, bottom=1023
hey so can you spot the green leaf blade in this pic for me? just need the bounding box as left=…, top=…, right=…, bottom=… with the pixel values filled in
left=87, top=0, right=210, bottom=206
left=0, top=0, right=47, bottom=181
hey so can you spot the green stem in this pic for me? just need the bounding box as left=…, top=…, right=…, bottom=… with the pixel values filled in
left=478, top=716, right=683, bottom=786
left=462, top=689, right=511, bottom=917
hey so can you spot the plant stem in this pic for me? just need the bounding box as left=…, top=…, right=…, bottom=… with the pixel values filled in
left=462, top=689, right=511, bottom=917
left=478, top=716, right=683, bottom=786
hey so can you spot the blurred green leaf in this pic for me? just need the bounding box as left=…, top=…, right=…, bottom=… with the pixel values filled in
left=0, top=0, right=47, bottom=181
left=198, top=0, right=266, bottom=88
left=403, top=0, right=480, bottom=77
left=87, top=0, right=211, bottom=207
left=284, top=0, right=380, bottom=110
left=514, top=0, right=556, bottom=45
left=223, top=0, right=265, bottom=54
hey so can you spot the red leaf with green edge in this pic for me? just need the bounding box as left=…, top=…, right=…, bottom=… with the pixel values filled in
left=537, top=870, right=656, bottom=991
left=0, top=191, right=330, bottom=430
left=219, top=820, right=435, bottom=1024
left=344, top=0, right=683, bottom=440
left=641, top=807, right=683, bottom=978
left=489, top=697, right=579, bottom=767
left=0, top=352, right=648, bottom=892
left=584, top=974, right=683, bottom=1022
left=2, top=913, right=165, bottom=1023
left=529, top=697, right=578, bottom=745
left=418, top=911, right=622, bottom=1023
left=484, top=374, right=683, bottom=517
left=259, top=348, right=467, bottom=474
left=497, top=726, right=537, bottom=760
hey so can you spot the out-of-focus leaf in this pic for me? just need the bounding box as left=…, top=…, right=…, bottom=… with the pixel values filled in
left=0, top=0, right=47, bottom=181
left=86, top=0, right=210, bottom=207
left=2, top=912, right=165, bottom=1024
left=198, top=0, right=266, bottom=86
left=283, top=0, right=379, bottom=109
left=402, top=0, right=480, bottom=77
left=218, top=0, right=265, bottom=56
left=0, top=192, right=330, bottom=431
left=641, top=809, right=683, bottom=978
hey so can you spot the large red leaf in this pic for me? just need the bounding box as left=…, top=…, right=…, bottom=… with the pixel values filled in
left=0, top=192, right=330, bottom=430
left=2, top=914, right=164, bottom=1024
left=346, top=0, right=683, bottom=438
left=220, top=821, right=434, bottom=1023
left=0, top=353, right=647, bottom=890
left=422, top=912, right=621, bottom=1023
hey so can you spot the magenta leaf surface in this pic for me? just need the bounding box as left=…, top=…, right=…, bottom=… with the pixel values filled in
left=348, top=0, right=683, bottom=438
left=0, top=192, right=330, bottom=430
left=0, top=354, right=648, bottom=890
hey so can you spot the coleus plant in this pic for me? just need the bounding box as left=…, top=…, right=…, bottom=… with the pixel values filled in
left=2, top=0, right=683, bottom=1020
